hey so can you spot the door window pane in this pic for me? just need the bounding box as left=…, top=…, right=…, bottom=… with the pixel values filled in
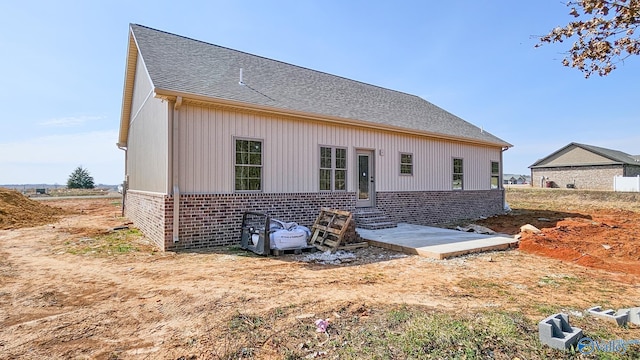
left=358, top=155, right=369, bottom=199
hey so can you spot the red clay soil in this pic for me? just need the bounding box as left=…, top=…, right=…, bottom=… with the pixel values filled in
left=480, top=208, right=640, bottom=277
left=0, top=188, right=67, bottom=230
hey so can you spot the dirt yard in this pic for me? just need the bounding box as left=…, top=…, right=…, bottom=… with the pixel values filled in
left=477, top=189, right=640, bottom=281
left=1, top=188, right=639, bottom=359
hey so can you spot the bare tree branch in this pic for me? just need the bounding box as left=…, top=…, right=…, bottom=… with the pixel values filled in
left=537, top=0, right=640, bottom=77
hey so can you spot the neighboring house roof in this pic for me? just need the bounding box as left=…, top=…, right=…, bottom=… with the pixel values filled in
left=504, top=173, right=530, bottom=179
left=530, top=142, right=640, bottom=168
left=119, top=24, right=511, bottom=148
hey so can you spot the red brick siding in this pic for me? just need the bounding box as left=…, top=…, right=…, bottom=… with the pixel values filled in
left=124, top=190, right=168, bottom=250
left=164, top=192, right=355, bottom=250
left=376, top=190, right=504, bottom=225
left=126, top=190, right=505, bottom=251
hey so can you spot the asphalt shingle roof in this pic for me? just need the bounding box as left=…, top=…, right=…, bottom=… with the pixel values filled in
left=530, top=142, right=640, bottom=168
left=130, top=24, right=510, bottom=147
left=574, top=143, right=640, bottom=165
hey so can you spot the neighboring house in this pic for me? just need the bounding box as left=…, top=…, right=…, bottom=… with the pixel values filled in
left=516, top=175, right=529, bottom=184
left=504, top=174, right=529, bottom=185
left=529, top=142, right=640, bottom=190
left=117, top=24, right=512, bottom=251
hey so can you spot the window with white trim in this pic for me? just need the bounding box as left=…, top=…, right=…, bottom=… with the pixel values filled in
left=320, top=146, right=347, bottom=191
left=453, top=158, right=463, bottom=190
left=400, top=153, right=413, bottom=175
left=235, top=139, right=262, bottom=191
left=491, top=161, right=500, bottom=189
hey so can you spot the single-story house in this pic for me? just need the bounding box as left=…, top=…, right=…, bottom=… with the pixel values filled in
left=529, top=142, right=640, bottom=190
left=503, top=174, right=529, bottom=185
left=117, top=24, right=512, bottom=251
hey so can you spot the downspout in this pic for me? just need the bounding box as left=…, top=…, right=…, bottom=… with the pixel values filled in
left=172, top=96, right=183, bottom=243
left=501, top=146, right=508, bottom=211
left=117, top=144, right=127, bottom=217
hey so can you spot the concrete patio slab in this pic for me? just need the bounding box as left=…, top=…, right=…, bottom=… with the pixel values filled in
left=357, top=223, right=519, bottom=259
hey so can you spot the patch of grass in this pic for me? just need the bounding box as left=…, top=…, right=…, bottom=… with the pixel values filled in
left=199, top=304, right=640, bottom=359
left=359, top=272, right=385, bottom=284
left=505, top=187, right=640, bottom=212
left=537, top=274, right=583, bottom=289
left=534, top=303, right=561, bottom=316
left=587, top=327, right=617, bottom=341
left=272, top=307, right=285, bottom=318
left=333, top=308, right=541, bottom=359
left=224, top=245, right=261, bottom=257
left=47, top=188, right=112, bottom=197
left=562, top=275, right=582, bottom=283
left=387, top=305, right=411, bottom=327
left=229, top=312, right=265, bottom=332
left=64, top=228, right=142, bottom=256
left=538, top=276, right=559, bottom=287
left=458, top=278, right=503, bottom=289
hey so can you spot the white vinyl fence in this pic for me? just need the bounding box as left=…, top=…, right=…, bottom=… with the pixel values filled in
left=613, top=175, right=640, bottom=192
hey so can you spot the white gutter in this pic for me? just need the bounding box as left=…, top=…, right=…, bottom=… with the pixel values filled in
left=172, top=96, right=183, bottom=243
left=501, top=146, right=509, bottom=210
left=116, top=144, right=128, bottom=217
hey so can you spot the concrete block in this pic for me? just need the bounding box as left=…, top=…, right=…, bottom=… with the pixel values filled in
left=587, top=306, right=629, bottom=326
left=617, top=307, right=640, bottom=325
left=539, top=313, right=583, bottom=350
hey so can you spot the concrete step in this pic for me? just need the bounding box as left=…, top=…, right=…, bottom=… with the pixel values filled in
left=354, top=208, right=397, bottom=229
left=354, top=208, right=386, bottom=215
left=355, top=215, right=390, bottom=223
left=354, top=210, right=388, bottom=220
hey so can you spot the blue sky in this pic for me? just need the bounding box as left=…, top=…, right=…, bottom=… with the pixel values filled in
left=1, top=1, right=638, bottom=185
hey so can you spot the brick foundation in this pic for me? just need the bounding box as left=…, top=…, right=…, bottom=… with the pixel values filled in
left=126, top=189, right=505, bottom=251
left=376, top=190, right=504, bottom=225
left=165, top=192, right=355, bottom=251
left=123, top=190, right=168, bottom=250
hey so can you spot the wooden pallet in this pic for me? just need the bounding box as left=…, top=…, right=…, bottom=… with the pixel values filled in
left=337, top=241, right=369, bottom=251
left=309, top=208, right=359, bottom=252
left=271, top=246, right=317, bottom=256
